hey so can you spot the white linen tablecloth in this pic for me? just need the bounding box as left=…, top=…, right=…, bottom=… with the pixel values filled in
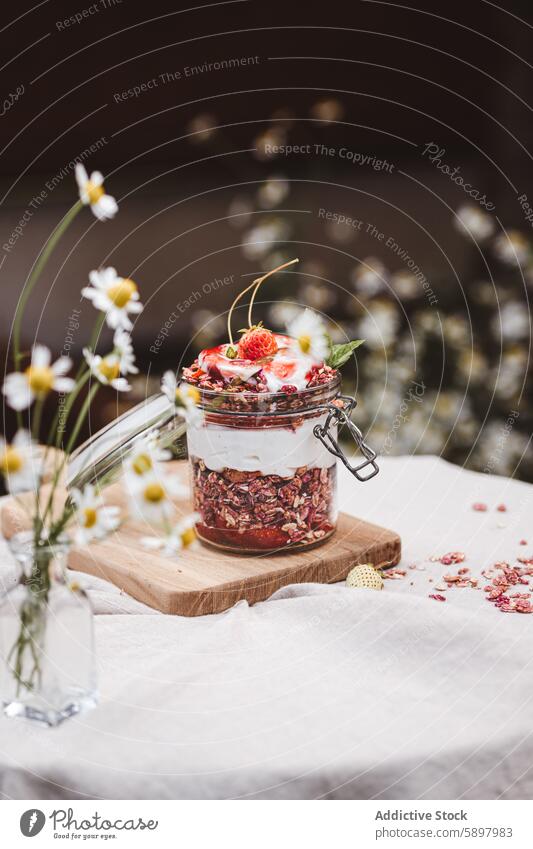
left=1, top=455, right=533, bottom=800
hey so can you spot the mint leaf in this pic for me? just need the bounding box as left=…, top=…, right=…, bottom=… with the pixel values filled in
left=326, top=339, right=365, bottom=368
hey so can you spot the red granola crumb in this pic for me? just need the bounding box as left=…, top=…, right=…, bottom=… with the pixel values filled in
left=472, top=502, right=488, bottom=512
left=520, top=539, right=528, bottom=546
left=440, top=551, right=466, bottom=565
left=383, top=568, right=407, bottom=580
left=429, top=594, right=446, bottom=602
left=496, top=504, right=507, bottom=512
left=483, top=561, right=533, bottom=614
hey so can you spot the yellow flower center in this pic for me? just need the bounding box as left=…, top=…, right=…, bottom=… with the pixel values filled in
left=132, top=453, right=153, bottom=475
left=0, top=447, right=23, bottom=474
left=83, top=507, right=98, bottom=528
left=86, top=181, right=105, bottom=205
left=144, top=482, right=165, bottom=503
left=98, top=357, right=120, bottom=382
left=180, top=526, right=197, bottom=548
left=25, top=365, right=55, bottom=394
left=176, top=386, right=200, bottom=407
left=298, top=334, right=311, bottom=354
left=107, top=278, right=137, bottom=308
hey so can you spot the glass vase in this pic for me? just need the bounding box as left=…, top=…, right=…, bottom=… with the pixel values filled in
left=0, top=531, right=97, bottom=726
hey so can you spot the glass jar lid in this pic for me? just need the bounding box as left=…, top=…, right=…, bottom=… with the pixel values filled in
left=67, top=393, right=184, bottom=492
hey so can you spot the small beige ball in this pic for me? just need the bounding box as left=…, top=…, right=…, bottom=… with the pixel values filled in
left=346, top=563, right=384, bottom=590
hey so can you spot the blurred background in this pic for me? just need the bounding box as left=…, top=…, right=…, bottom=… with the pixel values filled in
left=1, top=0, right=532, bottom=479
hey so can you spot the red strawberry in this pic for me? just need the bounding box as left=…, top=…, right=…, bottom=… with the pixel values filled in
left=238, top=326, right=278, bottom=360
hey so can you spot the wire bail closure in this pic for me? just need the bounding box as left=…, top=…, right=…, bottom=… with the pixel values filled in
left=313, top=397, right=379, bottom=482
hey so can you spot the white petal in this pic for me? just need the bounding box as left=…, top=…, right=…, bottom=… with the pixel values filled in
left=31, top=344, right=51, bottom=368
left=12, top=429, right=32, bottom=448
left=75, top=163, right=88, bottom=189
left=53, top=377, right=76, bottom=393
left=7, top=386, right=34, bottom=410
left=110, top=378, right=131, bottom=392
left=83, top=347, right=95, bottom=367
left=70, top=488, right=84, bottom=509
left=106, top=310, right=132, bottom=331
left=113, top=328, right=130, bottom=348
left=127, top=301, right=143, bottom=315
left=141, top=537, right=164, bottom=550
left=92, top=292, right=114, bottom=312
left=81, top=286, right=98, bottom=302
left=90, top=171, right=104, bottom=186
left=176, top=513, right=201, bottom=533
left=51, top=356, right=72, bottom=376
left=162, top=371, right=177, bottom=393
left=102, top=266, right=118, bottom=284
left=93, top=195, right=118, bottom=220
left=88, top=270, right=105, bottom=289
left=3, top=373, right=33, bottom=410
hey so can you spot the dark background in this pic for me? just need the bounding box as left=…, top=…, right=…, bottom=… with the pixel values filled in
left=1, top=0, right=532, bottom=477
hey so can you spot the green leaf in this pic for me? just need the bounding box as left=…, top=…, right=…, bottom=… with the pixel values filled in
left=326, top=339, right=365, bottom=368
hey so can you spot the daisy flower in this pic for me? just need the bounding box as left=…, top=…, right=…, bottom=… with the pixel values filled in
left=83, top=330, right=137, bottom=392
left=128, top=470, right=188, bottom=525
left=123, top=431, right=172, bottom=488
left=0, top=430, right=42, bottom=494
left=113, top=329, right=138, bottom=376
left=75, top=164, right=118, bottom=221
left=141, top=513, right=200, bottom=556
left=454, top=205, right=494, bottom=241
left=161, top=372, right=204, bottom=426
left=2, top=345, right=75, bottom=410
left=71, top=484, right=121, bottom=546
left=83, top=349, right=131, bottom=392
left=82, top=266, right=143, bottom=331
left=493, top=231, right=530, bottom=266
left=287, top=308, right=329, bottom=363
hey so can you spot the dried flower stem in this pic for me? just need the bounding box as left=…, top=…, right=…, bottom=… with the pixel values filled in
left=227, top=258, right=299, bottom=344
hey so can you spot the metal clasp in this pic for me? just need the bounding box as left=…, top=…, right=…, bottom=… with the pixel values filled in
left=313, top=397, right=379, bottom=482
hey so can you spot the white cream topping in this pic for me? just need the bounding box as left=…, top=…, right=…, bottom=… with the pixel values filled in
left=197, top=349, right=260, bottom=382
left=196, top=334, right=315, bottom=391
left=187, top=417, right=336, bottom=477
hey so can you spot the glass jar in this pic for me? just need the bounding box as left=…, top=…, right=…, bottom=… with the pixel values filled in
left=0, top=532, right=97, bottom=726
left=183, top=374, right=379, bottom=554
left=67, top=380, right=378, bottom=557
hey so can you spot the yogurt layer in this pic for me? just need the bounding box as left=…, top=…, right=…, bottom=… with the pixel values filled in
left=187, top=417, right=336, bottom=477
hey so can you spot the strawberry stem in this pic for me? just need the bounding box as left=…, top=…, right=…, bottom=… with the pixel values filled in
left=227, top=258, right=299, bottom=345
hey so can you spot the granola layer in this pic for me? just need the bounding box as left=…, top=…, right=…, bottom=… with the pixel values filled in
left=182, top=361, right=338, bottom=394
left=191, top=458, right=337, bottom=551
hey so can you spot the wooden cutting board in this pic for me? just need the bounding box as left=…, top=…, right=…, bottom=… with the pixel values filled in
left=1, top=462, right=401, bottom=616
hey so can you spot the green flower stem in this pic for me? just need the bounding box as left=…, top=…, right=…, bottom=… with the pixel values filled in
left=7, top=550, right=52, bottom=695
left=30, top=396, right=44, bottom=443
left=40, top=309, right=105, bottom=474
left=12, top=200, right=83, bottom=370
left=11, top=200, right=83, bottom=431
left=30, top=397, right=45, bottom=537
left=36, top=382, right=100, bottom=541
left=51, top=368, right=90, bottom=448
left=35, top=368, right=91, bottom=540
left=64, top=381, right=99, bottom=456
left=84, top=313, right=106, bottom=365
